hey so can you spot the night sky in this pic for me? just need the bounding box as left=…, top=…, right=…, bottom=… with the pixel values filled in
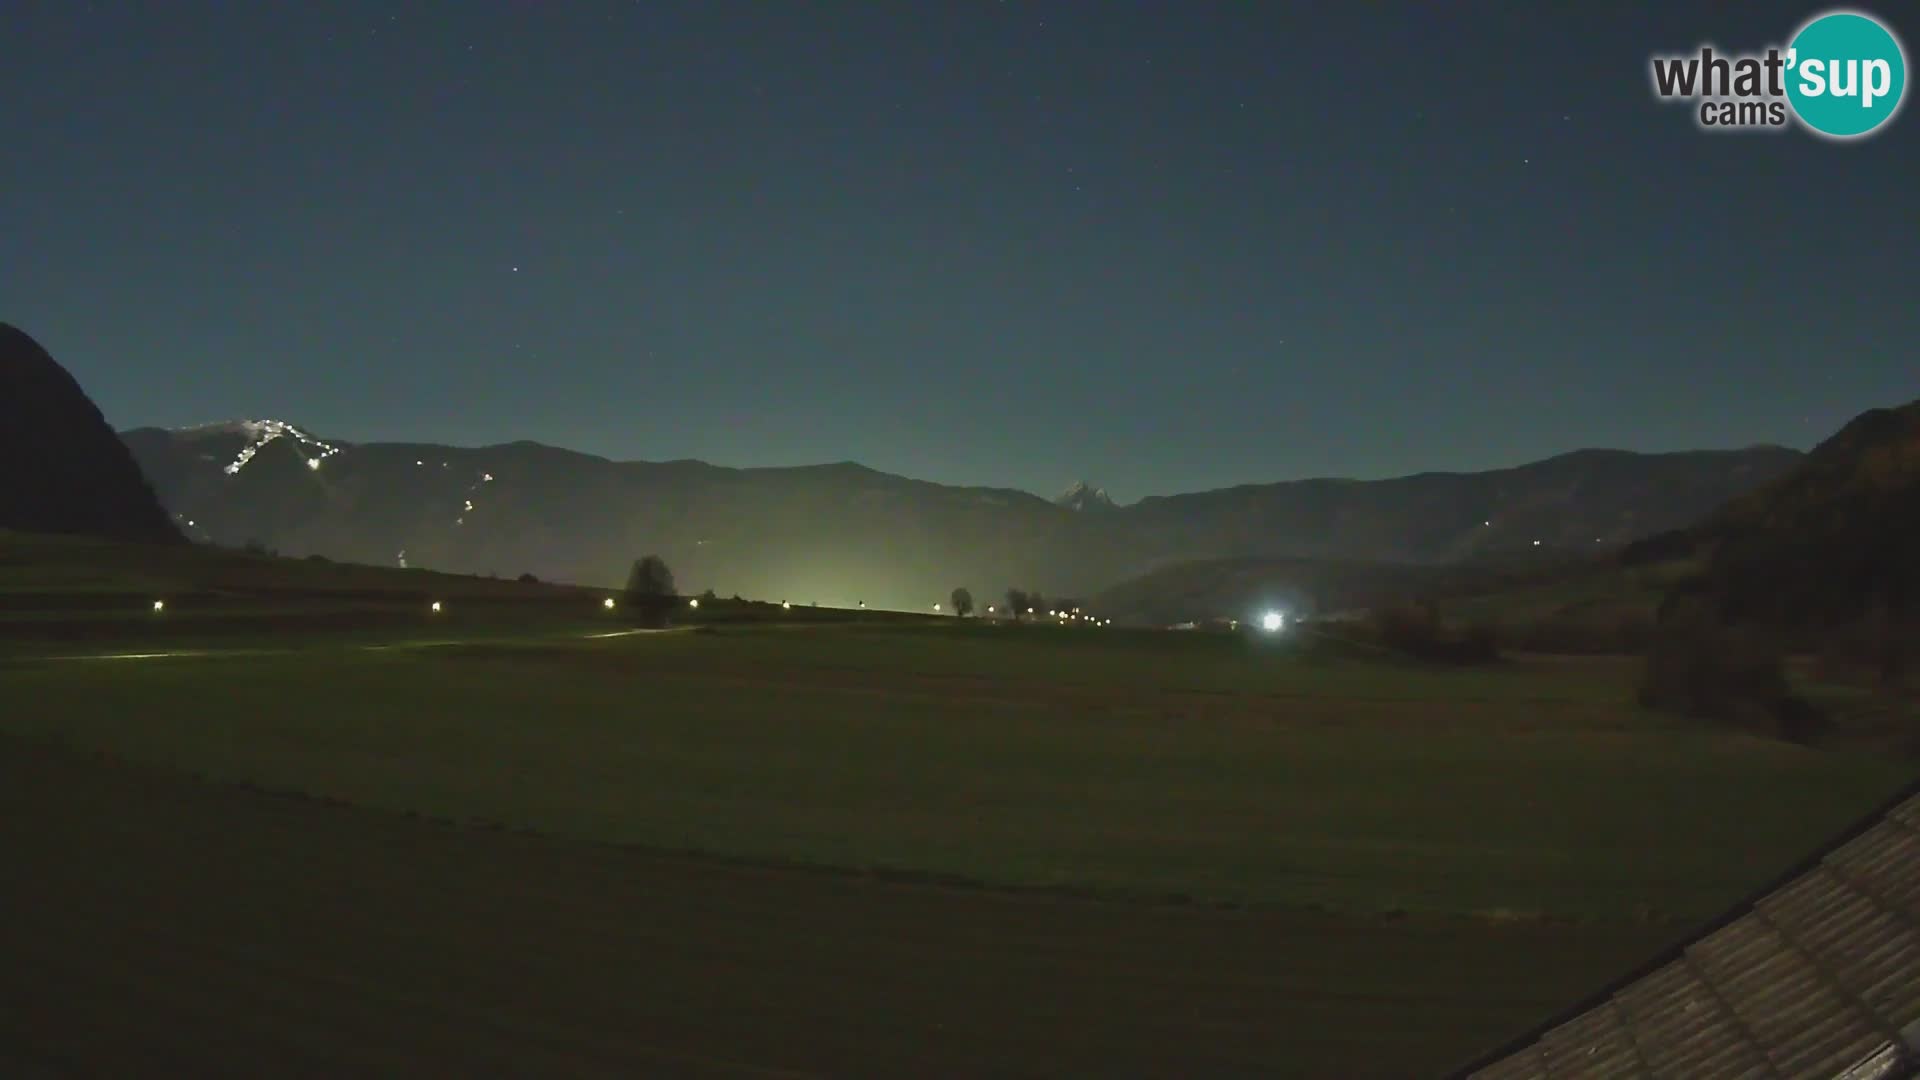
left=4, top=2, right=1914, bottom=502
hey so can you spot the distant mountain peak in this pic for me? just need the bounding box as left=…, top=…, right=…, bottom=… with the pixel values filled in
left=171, top=419, right=343, bottom=474
left=1056, top=480, right=1117, bottom=512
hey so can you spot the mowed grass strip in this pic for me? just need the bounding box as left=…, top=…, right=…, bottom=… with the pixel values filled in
left=2, top=624, right=1909, bottom=918
left=0, top=737, right=1674, bottom=1077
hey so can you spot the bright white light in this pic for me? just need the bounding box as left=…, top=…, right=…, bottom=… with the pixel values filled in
left=152, top=600, right=165, bottom=613
left=782, top=601, right=791, bottom=610
left=1260, top=611, right=1284, bottom=633
left=933, top=603, right=942, bottom=611
left=986, top=605, right=995, bottom=613
left=1532, top=539, right=1541, bottom=546
left=603, top=598, right=616, bottom=610
left=307, top=458, right=321, bottom=470
left=688, top=598, right=700, bottom=609
left=430, top=601, right=442, bottom=613
left=1026, top=607, right=1034, bottom=614
left=416, top=460, right=423, bottom=466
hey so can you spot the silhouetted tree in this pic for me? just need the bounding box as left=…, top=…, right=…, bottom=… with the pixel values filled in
left=624, top=555, right=676, bottom=627
left=950, top=587, right=974, bottom=617
left=1006, top=589, right=1030, bottom=619
left=1368, top=597, right=1498, bottom=663
left=517, top=572, right=539, bottom=584
left=1619, top=529, right=1697, bottom=568
left=1639, top=595, right=1824, bottom=742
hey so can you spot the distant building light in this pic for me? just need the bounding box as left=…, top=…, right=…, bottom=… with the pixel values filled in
left=1027, top=607, right=1034, bottom=614
left=782, top=601, right=791, bottom=610
left=933, top=603, right=942, bottom=611
left=603, top=598, right=616, bottom=610
left=688, top=598, right=700, bottom=609
left=152, top=600, right=165, bottom=613
left=430, top=601, right=443, bottom=613
left=416, top=460, right=423, bottom=466
left=1532, top=539, right=1541, bottom=546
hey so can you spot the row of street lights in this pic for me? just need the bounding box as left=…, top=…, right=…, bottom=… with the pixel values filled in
left=144, top=594, right=1147, bottom=624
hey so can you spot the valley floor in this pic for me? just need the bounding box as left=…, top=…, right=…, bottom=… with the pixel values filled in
left=1, top=737, right=1668, bottom=1078
left=1, top=615, right=1912, bottom=1075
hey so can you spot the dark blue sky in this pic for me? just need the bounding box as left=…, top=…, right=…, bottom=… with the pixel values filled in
left=4, top=2, right=1914, bottom=502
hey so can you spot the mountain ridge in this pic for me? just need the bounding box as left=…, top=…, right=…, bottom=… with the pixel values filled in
left=1, top=324, right=183, bottom=545
left=126, top=419, right=1804, bottom=501
left=120, top=417, right=1805, bottom=608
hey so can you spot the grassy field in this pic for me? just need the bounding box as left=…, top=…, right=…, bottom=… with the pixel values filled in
left=3, top=535, right=1914, bottom=1074
left=4, top=622, right=1908, bottom=919
left=0, top=737, right=1675, bottom=1077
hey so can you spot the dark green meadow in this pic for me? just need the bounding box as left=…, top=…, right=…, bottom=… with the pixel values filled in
left=6, top=623, right=1905, bottom=919
left=2, top=538, right=1913, bottom=1074
left=0, top=737, right=1668, bottom=1078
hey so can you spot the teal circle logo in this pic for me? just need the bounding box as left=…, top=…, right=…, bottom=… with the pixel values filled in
left=1786, top=10, right=1907, bottom=138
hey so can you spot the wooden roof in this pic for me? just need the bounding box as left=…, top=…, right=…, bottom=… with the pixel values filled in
left=1453, top=784, right=1920, bottom=1080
